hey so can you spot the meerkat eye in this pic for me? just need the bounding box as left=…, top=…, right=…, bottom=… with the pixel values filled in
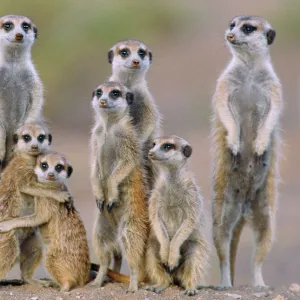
left=37, top=134, right=45, bottom=143
left=119, top=48, right=130, bottom=58
left=229, top=23, right=235, bottom=30
left=55, top=164, right=65, bottom=173
left=40, top=162, right=48, bottom=170
left=152, top=142, right=156, bottom=148
left=22, top=134, right=32, bottom=143
left=110, top=90, right=121, bottom=99
left=138, top=49, right=146, bottom=59
left=162, top=143, right=175, bottom=151
left=21, top=22, right=30, bottom=32
left=3, top=22, right=13, bottom=31
left=241, top=24, right=257, bottom=34
left=96, top=89, right=102, bottom=97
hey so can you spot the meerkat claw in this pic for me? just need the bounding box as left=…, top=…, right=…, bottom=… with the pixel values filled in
left=96, top=199, right=104, bottom=212
left=107, top=200, right=117, bottom=213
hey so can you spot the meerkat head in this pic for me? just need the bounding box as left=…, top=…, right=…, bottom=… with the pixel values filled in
left=92, top=81, right=134, bottom=116
left=225, top=16, right=276, bottom=57
left=0, top=15, right=37, bottom=51
left=35, top=151, right=73, bottom=184
left=148, top=135, right=192, bottom=167
left=108, top=39, right=152, bottom=76
left=13, top=123, right=52, bottom=156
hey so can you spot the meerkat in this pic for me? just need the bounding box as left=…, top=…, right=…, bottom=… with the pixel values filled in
left=211, top=16, right=282, bottom=289
left=0, top=123, right=72, bottom=287
left=0, top=151, right=90, bottom=292
left=108, top=39, right=162, bottom=191
left=0, top=15, right=43, bottom=167
left=145, top=136, right=209, bottom=296
left=90, top=81, right=148, bottom=292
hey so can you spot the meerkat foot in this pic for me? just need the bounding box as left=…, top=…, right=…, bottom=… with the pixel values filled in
left=23, top=278, right=55, bottom=288
left=96, top=199, right=105, bottom=212
left=184, top=288, right=198, bottom=296
left=145, top=284, right=168, bottom=294
left=60, top=282, right=72, bottom=292
left=215, top=284, right=232, bottom=291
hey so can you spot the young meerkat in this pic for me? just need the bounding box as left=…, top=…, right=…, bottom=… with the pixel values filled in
left=211, top=16, right=282, bottom=289
left=108, top=39, right=162, bottom=190
left=145, top=136, right=209, bottom=296
left=90, top=81, right=148, bottom=292
left=0, top=15, right=44, bottom=166
left=0, top=123, right=72, bottom=287
left=0, top=151, right=90, bottom=292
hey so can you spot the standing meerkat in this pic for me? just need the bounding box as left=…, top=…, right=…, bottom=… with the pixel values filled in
left=108, top=39, right=162, bottom=190
left=145, top=136, right=209, bottom=296
left=211, top=16, right=282, bottom=289
left=90, top=81, right=148, bottom=292
left=0, top=151, right=90, bottom=292
left=0, top=15, right=43, bottom=166
left=0, top=123, right=72, bottom=287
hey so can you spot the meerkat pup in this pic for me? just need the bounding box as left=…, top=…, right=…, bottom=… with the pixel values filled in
left=0, top=151, right=90, bottom=291
left=108, top=39, right=162, bottom=190
left=211, top=16, right=282, bottom=289
left=145, top=136, right=209, bottom=296
left=0, top=123, right=72, bottom=287
left=0, top=15, right=44, bottom=167
left=90, top=81, right=148, bottom=292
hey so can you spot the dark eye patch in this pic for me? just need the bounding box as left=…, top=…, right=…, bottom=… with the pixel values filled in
left=3, top=22, right=13, bottom=31
left=96, top=89, right=102, bottom=97
left=37, top=134, right=45, bottom=143
left=161, top=143, right=176, bottom=152
left=22, top=134, right=31, bottom=143
left=40, top=162, right=48, bottom=170
left=241, top=24, right=257, bottom=34
left=55, top=164, right=65, bottom=173
left=109, top=89, right=121, bottom=99
left=22, top=22, right=31, bottom=32
left=138, top=48, right=146, bottom=59
left=119, top=48, right=130, bottom=58
left=230, top=22, right=235, bottom=30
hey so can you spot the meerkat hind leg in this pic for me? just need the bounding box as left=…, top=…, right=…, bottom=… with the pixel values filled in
left=213, top=198, right=242, bottom=289
left=249, top=187, right=275, bottom=288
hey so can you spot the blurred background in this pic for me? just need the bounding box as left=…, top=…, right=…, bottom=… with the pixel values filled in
left=2, top=0, right=299, bottom=287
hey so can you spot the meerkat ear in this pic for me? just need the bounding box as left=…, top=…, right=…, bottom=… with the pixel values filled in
left=182, top=145, right=192, bottom=158
left=108, top=50, right=114, bottom=64
left=13, top=134, right=18, bottom=144
left=149, top=51, right=152, bottom=63
left=67, top=165, right=73, bottom=178
left=266, top=29, right=276, bottom=45
left=92, top=90, right=95, bottom=98
left=33, top=25, right=38, bottom=39
left=126, top=92, right=134, bottom=105
left=48, top=134, right=52, bottom=145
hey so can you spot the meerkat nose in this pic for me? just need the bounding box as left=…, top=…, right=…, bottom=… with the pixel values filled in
left=226, top=33, right=235, bottom=42
left=15, top=33, right=24, bottom=41
left=31, top=145, right=38, bottom=150
left=100, top=100, right=106, bottom=107
left=132, top=60, right=140, bottom=67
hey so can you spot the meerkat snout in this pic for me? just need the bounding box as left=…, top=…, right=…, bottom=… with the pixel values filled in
left=15, top=33, right=23, bottom=41
left=226, top=33, right=235, bottom=42
left=132, top=59, right=140, bottom=68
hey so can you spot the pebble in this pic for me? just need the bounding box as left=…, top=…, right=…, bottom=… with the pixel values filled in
left=289, top=283, right=300, bottom=293
left=56, top=297, right=63, bottom=300
left=31, top=297, right=39, bottom=300
left=9, top=292, right=13, bottom=296
left=252, top=292, right=268, bottom=298
left=224, top=293, right=242, bottom=299
left=272, top=296, right=284, bottom=300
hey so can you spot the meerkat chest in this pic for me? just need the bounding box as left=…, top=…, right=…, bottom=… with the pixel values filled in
left=19, top=193, right=35, bottom=217
left=129, top=90, right=146, bottom=128
left=0, top=66, right=34, bottom=123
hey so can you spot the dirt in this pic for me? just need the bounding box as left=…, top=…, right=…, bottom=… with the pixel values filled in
left=0, top=282, right=299, bottom=300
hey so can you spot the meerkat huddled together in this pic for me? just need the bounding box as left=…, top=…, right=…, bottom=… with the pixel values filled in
left=0, top=12, right=283, bottom=297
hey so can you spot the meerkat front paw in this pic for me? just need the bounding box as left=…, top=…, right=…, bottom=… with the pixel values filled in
left=226, top=133, right=240, bottom=156
left=184, top=288, right=198, bottom=296
left=107, top=199, right=119, bottom=212
left=253, top=135, right=269, bottom=157
left=167, top=249, right=181, bottom=273
left=0, top=221, right=14, bottom=232
left=96, top=199, right=105, bottom=212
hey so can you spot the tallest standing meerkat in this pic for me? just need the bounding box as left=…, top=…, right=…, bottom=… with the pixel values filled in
left=211, top=16, right=282, bottom=288
left=108, top=39, right=162, bottom=190
left=0, top=15, right=43, bottom=165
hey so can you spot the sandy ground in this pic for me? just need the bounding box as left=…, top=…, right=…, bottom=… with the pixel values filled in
left=1, top=282, right=300, bottom=300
